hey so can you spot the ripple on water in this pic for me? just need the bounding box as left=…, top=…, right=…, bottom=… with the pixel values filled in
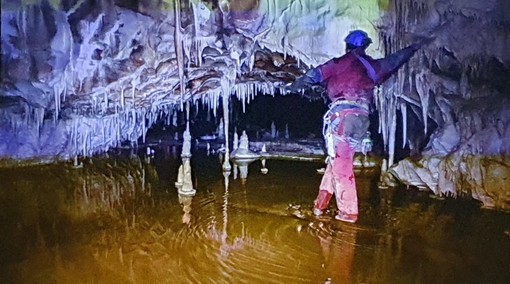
left=161, top=190, right=330, bottom=282
left=4, top=153, right=509, bottom=283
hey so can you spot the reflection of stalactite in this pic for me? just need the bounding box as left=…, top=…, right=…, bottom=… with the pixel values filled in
left=222, top=171, right=229, bottom=244
left=217, top=170, right=249, bottom=258
left=68, top=157, right=153, bottom=217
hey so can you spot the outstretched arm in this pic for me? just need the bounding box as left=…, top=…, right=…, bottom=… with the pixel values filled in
left=286, top=67, right=323, bottom=92
left=373, top=44, right=421, bottom=84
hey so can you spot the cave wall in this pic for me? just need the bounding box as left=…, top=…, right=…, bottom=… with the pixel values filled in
left=377, top=0, right=510, bottom=209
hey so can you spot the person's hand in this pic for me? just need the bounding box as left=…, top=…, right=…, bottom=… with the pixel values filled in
left=285, top=80, right=305, bottom=93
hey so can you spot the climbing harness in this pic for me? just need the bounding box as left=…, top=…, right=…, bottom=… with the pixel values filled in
left=322, top=100, right=371, bottom=158
left=322, top=50, right=379, bottom=159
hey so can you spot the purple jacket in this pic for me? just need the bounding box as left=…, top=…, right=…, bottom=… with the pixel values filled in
left=302, top=44, right=419, bottom=104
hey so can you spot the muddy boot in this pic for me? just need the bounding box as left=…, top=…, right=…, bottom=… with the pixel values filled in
left=313, top=190, right=332, bottom=216
left=334, top=211, right=358, bottom=223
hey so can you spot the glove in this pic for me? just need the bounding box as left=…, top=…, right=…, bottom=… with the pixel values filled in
left=285, top=79, right=307, bottom=93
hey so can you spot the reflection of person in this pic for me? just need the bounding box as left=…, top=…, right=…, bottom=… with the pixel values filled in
left=317, top=231, right=357, bottom=283
left=289, top=30, right=422, bottom=223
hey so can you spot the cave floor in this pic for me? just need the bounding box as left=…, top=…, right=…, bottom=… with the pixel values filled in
left=1, top=148, right=509, bottom=283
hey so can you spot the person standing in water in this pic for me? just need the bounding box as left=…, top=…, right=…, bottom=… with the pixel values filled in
left=288, top=30, right=422, bottom=223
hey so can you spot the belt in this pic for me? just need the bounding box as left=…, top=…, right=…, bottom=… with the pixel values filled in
left=328, top=99, right=369, bottom=112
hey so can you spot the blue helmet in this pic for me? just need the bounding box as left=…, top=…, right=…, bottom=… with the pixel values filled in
left=344, top=30, right=372, bottom=48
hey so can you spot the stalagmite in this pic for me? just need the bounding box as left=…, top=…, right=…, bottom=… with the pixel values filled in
left=217, top=119, right=225, bottom=139
left=232, top=132, right=239, bottom=151
left=73, top=155, right=83, bottom=168
left=271, top=121, right=277, bottom=139
left=232, top=131, right=260, bottom=160
left=178, top=158, right=196, bottom=196
left=175, top=164, right=184, bottom=188
left=181, top=122, right=192, bottom=158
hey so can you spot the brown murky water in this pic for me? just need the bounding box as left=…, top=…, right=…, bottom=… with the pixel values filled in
left=1, top=148, right=510, bottom=283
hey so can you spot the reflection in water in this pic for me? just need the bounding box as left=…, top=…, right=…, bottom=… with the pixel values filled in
left=1, top=151, right=509, bottom=283
left=316, top=226, right=357, bottom=283
left=260, top=158, right=269, bottom=175
left=69, top=155, right=155, bottom=216
left=232, top=158, right=257, bottom=184
left=220, top=171, right=232, bottom=257
left=178, top=194, right=193, bottom=225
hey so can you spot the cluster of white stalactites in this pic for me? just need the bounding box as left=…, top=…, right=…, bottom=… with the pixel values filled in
left=377, top=0, right=510, bottom=208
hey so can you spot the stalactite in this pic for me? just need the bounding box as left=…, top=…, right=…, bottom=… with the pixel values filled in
left=174, top=0, right=186, bottom=103
left=415, top=71, right=429, bottom=134
left=53, top=83, right=61, bottom=121
left=120, top=87, right=125, bottom=109
left=222, top=94, right=231, bottom=171
left=142, top=111, right=147, bottom=143
left=116, top=115, right=121, bottom=146
left=388, top=94, right=398, bottom=167
left=82, top=128, right=88, bottom=156
left=376, top=86, right=388, bottom=148
left=401, top=102, right=407, bottom=147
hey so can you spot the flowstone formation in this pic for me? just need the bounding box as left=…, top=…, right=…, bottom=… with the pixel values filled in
left=375, top=0, right=510, bottom=209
